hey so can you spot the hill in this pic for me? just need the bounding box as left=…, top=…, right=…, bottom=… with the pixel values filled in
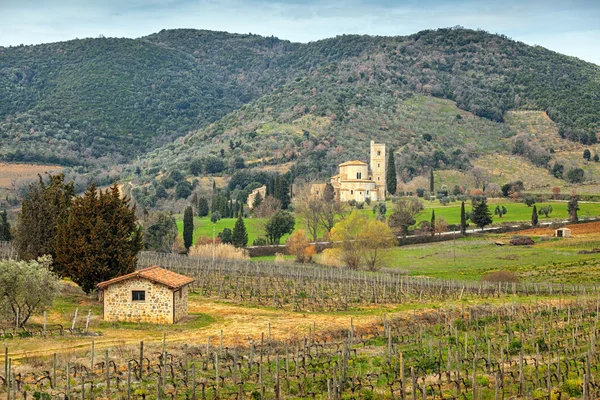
left=1, top=27, right=599, bottom=172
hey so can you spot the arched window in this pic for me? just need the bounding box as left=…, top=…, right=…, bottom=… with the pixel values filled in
left=356, top=172, right=362, bottom=179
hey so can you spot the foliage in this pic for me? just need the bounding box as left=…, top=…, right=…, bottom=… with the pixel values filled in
left=197, top=197, right=209, bottom=217
left=583, top=149, right=591, bottom=161
left=386, top=149, right=397, bottom=195
left=531, top=205, right=538, bottom=226
left=218, top=228, right=233, bottom=244
left=265, top=211, right=295, bottom=245
left=143, top=212, right=178, bottom=252
left=232, top=215, right=249, bottom=248
left=388, top=197, right=424, bottom=237
left=538, top=205, right=553, bottom=218
left=54, top=183, right=143, bottom=293
left=330, top=211, right=396, bottom=270
left=524, top=196, right=535, bottom=207
left=285, top=229, right=314, bottom=263
left=210, top=211, right=222, bottom=224
left=460, top=201, right=467, bottom=234
left=0, top=210, right=11, bottom=241
left=323, top=183, right=335, bottom=202
left=566, top=167, right=585, bottom=184
left=494, top=205, right=507, bottom=218
left=568, top=195, right=579, bottom=222
left=0, top=256, right=59, bottom=327
left=252, top=192, right=263, bottom=209
left=471, top=197, right=493, bottom=230
left=15, top=173, right=74, bottom=263
left=183, top=206, right=194, bottom=250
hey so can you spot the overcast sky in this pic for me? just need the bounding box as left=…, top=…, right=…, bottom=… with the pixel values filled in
left=1, top=0, right=599, bottom=65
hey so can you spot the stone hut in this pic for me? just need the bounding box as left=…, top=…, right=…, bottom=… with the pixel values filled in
left=555, top=227, right=571, bottom=238
left=97, top=266, right=195, bottom=324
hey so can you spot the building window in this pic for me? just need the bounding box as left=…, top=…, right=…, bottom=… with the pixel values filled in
left=377, top=151, right=381, bottom=156
left=132, top=290, right=146, bottom=302
left=356, top=172, right=362, bottom=179
left=367, top=190, right=369, bottom=195
left=378, top=177, right=380, bottom=181
left=351, top=190, right=354, bottom=195
left=377, top=163, right=380, bottom=168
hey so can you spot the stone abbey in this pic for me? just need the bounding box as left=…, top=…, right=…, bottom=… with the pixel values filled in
left=312, top=141, right=386, bottom=202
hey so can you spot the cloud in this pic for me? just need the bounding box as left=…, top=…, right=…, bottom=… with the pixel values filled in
left=0, top=0, right=598, bottom=65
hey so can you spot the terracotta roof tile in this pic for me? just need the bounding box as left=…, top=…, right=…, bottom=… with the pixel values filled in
left=97, top=266, right=195, bottom=290
left=339, top=160, right=368, bottom=166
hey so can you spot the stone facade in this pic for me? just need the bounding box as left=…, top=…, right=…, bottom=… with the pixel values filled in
left=247, top=185, right=267, bottom=209
left=312, top=141, right=387, bottom=202
left=102, top=277, right=187, bottom=324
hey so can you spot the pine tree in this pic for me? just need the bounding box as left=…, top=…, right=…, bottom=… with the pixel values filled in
left=0, top=210, right=11, bottom=241
left=183, top=206, right=194, bottom=250
left=232, top=215, right=248, bottom=248
left=429, top=169, right=434, bottom=193
left=531, top=205, right=539, bottom=226
left=471, top=198, right=493, bottom=231
left=460, top=201, right=467, bottom=235
left=430, top=209, right=435, bottom=237
left=386, top=149, right=397, bottom=195
left=54, top=183, right=143, bottom=293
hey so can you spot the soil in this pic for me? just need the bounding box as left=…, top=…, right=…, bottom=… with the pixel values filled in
left=518, top=221, right=600, bottom=237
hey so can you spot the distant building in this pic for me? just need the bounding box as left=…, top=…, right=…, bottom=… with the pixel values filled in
left=313, top=141, right=386, bottom=202
left=97, top=266, right=194, bottom=324
left=247, top=185, right=267, bottom=209
left=555, top=227, right=571, bottom=238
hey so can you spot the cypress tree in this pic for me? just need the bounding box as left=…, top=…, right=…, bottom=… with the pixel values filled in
left=386, top=149, right=397, bottom=195
left=429, top=168, right=435, bottom=193
left=531, top=205, right=539, bottom=226
left=232, top=215, right=248, bottom=248
left=252, top=192, right=263, bottom=209
left=430, top=209, right=435, bottom=237
left=197, top=197, right=209, bottom=217
left=0, top=210, right=11, bottom=241
left=568, top=195, right=579, bottom=222
left=460, top=201, right=467, bottom=235
left=183, top=206, right=194, bottom=250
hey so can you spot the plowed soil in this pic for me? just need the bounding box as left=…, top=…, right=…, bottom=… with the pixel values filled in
left=518, top=221, right=600, bottom=237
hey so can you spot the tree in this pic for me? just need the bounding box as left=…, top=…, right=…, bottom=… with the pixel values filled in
left=568, top=195, right=579, bottom=222
left=460, top=201, right=467, bottom=234
left=388, top=197, right=424, bottom=237
left=54, top=183, right=143, bottom=293
left=0, top=256, right=59, bottom=327
left=538, top=205, right=553, bottom=218
left=285, top=229, right=314, bottom=263
left=430, top=209, right=436, bottom=237
left=253, top=196, right=281, bottom=218
left=322, top=183, right=335, bottom=202
left=232, top=215, right=248, bottom=248
left=386, top=149, right=397, bottom=195
left=433, top=217, right=448, bottom=236
left=471, top=197, right=493, bottom=231
left=265, top=211, right=295, bottom=244
left=330, top=212, right=396, bottom=271
left=524, top=196, right=536, bottom=207
left=218, top=228, right=233, bottom=244
left=210, top=211, right=222, bottom=224
left=566, top=168, right=585, bottom=184
left=183, top=206, right=194, bottom=250
left=531, top=205, right=539, bottom=226
left=494, top=205, right=507, bottom=218
left=295, top=194, right=322, bottom=243
left=594, top=154, right=600, bottom=162
left=0, top=210, right=11, bottom=241
left=197, top=197, right=209, bottom=217
left=471, top=167, right=490, bottom=189
left=252, top=191, right=263, bottom=209
left=583, top=149, right=591, bottom=161
left=15, top=173, right=74, bottom=262
left=429, top=168, right=434, bottom=193
left=143, top=212, right=178, bottom=252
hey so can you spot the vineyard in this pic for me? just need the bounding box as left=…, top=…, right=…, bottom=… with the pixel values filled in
left=3, top=297, right=600, bottom=399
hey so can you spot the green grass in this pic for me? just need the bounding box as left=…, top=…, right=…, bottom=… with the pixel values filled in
left=385, top=234, right=600, bottom=282
left=175, top=215, right=292, bottom=246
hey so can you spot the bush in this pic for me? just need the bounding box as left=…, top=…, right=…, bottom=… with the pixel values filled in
left=188, top=243, right=249, bottom=259
left=416, top=188, right=426, bottom=197
left=252, top=237, right=267, bottom=246
left=356, top=202, right=364, bottom=209
left=481, top=270, right=519, bottom=283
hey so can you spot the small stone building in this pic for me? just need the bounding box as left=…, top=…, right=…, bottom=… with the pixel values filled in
left=555, top=227, right=572, bottom=238
left=247, top=185, right=267, bottom=209
left=97, top=266, right=195, bottom=324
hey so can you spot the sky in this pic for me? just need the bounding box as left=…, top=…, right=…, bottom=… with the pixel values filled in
left=1, top=0, right=599, bottom=65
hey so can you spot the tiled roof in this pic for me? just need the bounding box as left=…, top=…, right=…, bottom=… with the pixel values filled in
left=97, top=266, right=195, bottom=290
left=339, top=160, right=367, bottom=166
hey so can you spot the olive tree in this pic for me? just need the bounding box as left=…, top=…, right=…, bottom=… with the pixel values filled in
left=0, top=256, right=60, bottom=327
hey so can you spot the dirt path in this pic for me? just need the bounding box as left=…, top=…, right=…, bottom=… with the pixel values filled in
left=5, top=300, right=381, bottom=362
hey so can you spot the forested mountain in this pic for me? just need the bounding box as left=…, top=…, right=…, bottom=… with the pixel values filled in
left=1, top=27, right=598, bottom=172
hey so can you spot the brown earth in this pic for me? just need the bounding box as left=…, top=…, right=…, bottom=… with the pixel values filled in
left=518, top=221, right=600, bottom=237
left=0, top=162, right=62, bottom=189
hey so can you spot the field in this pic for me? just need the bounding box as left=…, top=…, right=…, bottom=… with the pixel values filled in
left=0, top=162, right=63, bottom=204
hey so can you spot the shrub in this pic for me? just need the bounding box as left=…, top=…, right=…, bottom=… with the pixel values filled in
left=188, top=243, right=249, bottom=259
left=355, top=202, right=364, bottom=209
left=481, top=270, right=519, bottom=283
left=252, top=237, right=267, bottom=246
left=285, top=229, right=314, bottom=263
left=196, top=236, right=221, bottom=246
left=416, top=188, right=426, bottom=197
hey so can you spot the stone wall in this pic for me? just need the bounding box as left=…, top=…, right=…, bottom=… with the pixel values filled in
left=103, top=277, right=175, bottom=324
left=173, top=285, right=189, bottom=323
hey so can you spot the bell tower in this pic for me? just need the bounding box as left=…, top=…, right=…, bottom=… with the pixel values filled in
left=369, top=140, right=386, bottom=199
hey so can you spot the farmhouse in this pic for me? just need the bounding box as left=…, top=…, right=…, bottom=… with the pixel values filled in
left=97, top=266, right=194, bottom=324
left=312, top=141, right=387, bottom=202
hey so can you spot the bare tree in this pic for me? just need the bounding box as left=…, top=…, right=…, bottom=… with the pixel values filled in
left=388, top=197, right=424, bottom=237
left=470, top=167, right=490, bottom=189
